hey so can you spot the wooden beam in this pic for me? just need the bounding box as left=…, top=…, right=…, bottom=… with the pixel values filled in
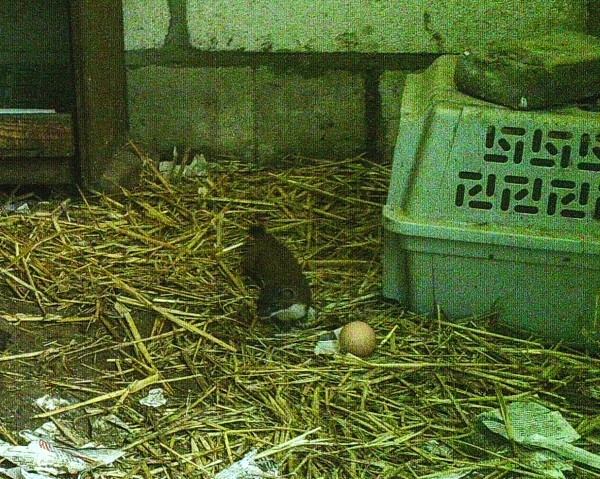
left=0, top=114, right=74, bottom=157
left=0, top=157, right=74, bottom=184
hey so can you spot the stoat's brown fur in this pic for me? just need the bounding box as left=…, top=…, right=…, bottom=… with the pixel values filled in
left=242, top=225, right=311, bottom=322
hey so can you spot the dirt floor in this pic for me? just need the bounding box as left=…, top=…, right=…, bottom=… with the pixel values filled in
left=0, top=153, right=598, bottom=479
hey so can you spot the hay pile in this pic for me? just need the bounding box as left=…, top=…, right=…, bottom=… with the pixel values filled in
left=0, top=147, right=598, bottom=479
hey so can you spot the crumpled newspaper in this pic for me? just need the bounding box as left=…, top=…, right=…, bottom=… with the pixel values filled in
left=0, top=434, right=124, bottom=477
left=478, top=401, right=600, bottom=476
left=0, top=467, right=51, bottom=479
left=421, top=401, right=599, bottom=479
left=479, top=402, right=600, bottom=466
left=0, top=395, right=124, bottom=478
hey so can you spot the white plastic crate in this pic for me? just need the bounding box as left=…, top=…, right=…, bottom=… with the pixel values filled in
left=383, top=55, right=600, bottom=349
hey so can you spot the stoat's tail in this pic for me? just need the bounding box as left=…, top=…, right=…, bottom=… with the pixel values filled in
left=248, top=224, right=267, bottom=236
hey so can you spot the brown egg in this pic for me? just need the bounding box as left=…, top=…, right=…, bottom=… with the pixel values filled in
left=339, top=321, right=377, bottom=358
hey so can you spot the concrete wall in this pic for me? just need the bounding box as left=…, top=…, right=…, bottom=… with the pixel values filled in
left=589, top=1, right=600, bottom=35
left=123, top=0, right=590, bottom=163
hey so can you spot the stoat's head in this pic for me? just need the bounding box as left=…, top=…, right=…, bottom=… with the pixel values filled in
left=257, top=285, right=311, bottom=323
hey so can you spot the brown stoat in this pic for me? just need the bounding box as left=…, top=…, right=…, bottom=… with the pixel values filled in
left=241, top=225, right=311, bottom=323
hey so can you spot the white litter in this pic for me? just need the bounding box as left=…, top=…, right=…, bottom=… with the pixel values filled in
left=211, top=428, right=323, bottom=479
left=313, top=327, right=342, bottom=355
left=478, top=401, right=600, bottom=475
left=3, top=202, right=30, bottom=214
left=159, top=153, right=209, bottom=179
left=0, top=436, right=123, bottom=477
left=34, top=395, right=71, bottom=412
left=213, top=450, right=278, bottom=479
left=0, top=395, right=126, bottom=479
left=139, top=388, right=167, bottom=407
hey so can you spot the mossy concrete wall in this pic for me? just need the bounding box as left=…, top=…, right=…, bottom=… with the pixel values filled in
left=123, top=0, right=589, bottom=162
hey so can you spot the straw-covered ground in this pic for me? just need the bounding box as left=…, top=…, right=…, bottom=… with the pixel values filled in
left=0, top=147, right=598, bottom=479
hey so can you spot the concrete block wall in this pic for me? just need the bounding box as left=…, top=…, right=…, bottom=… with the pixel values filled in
left=123, top=0, right=589, bottom=163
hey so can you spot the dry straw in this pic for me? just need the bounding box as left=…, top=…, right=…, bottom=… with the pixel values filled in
left=0, top=145, right=598, bottom=478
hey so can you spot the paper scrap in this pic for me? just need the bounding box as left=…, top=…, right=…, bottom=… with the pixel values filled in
left=34, top=395, right=71, bottom=412
left=159, top=154, right=209, bottom=179
left=139, top=388, right=167, bottom=407
left=213, top=450, right=278, bottom=479
left=478, top=401, right=600, bottom=470
left=314, top=327, right=343, bottom=355
left=0, top=437, right=123, bottom=476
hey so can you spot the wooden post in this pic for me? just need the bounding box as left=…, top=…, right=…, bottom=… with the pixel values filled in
left=69, top=0, right=130, bottom=192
